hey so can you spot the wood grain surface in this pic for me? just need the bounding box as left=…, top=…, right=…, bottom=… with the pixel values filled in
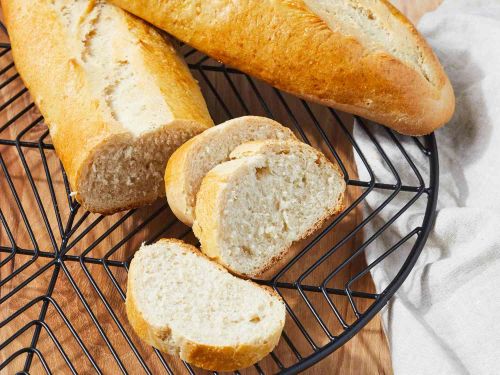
left=0, top=1, right=442, bottom=374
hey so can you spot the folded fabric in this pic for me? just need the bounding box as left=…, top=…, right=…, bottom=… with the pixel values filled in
left=356, top=1, right=500, bottom=373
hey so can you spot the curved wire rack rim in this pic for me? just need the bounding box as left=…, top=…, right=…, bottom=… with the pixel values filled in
left=282, top=134, right=439, bottom=374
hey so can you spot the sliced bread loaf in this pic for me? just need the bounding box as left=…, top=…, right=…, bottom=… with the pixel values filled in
left=193, top=140, right=346, bottom=278
left=3, top=0, right=213, bottom=214
left=126, top=239, right=286, bottom=371
left=165, top=116, right=296, bottom=226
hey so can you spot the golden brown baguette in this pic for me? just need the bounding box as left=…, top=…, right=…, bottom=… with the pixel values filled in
left=2, top=0, right=213, bottom=214
left=108, top=0, right=454, bottom=135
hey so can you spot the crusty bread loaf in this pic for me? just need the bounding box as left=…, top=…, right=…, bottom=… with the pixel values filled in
left=165, top=116, right=296, bottom=226
left=126, top=239, right=286, bottom=371
left=2, top=0, right=213, bottom=214
left=193, top=140, right=346, bottom=277
left=108, top=0, right=454, bottom=135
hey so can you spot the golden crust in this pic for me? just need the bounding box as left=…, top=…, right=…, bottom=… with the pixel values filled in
left=192, top=168, right=227, bottom=261
left=194, top=139, right=346, bottom=278
left=165, top=116, right=297, bottom=226
left=181, top=327, right=282, bottom=371
left=109, top=0, right=455, bottom=135
left=126, top=239, right=285, bottom=371
left=165, top=134, right=202, bottom=226
left=2, top=0, right=212, bottom=214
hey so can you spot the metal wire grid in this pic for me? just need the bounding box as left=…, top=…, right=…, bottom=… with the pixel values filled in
left=0, top=24, right=438, bottom=375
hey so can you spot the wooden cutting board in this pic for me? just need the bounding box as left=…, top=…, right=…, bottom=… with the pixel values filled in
left=0, top=1, right=442, bottom=374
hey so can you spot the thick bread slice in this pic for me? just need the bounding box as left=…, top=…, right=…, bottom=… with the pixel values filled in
left=193, top=140, right=346, bottom=277
left=126, top=239, right=286, bottom=371
left=2, top=0, right=213, bottom=214
left=109, top=0, right=454, bottom=135
left=165, top=116, right=296, bottom=226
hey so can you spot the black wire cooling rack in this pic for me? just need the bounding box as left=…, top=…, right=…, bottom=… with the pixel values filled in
left=0, top=21, right=439, bottom=375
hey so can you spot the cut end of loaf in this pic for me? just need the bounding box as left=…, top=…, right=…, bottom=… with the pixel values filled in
left=194, top=140, right=346, bottom=277
left=126, top=239, right=286, bottom=371
left=77, top=121, right=208, bottom=214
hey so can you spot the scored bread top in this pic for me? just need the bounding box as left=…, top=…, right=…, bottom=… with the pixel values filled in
left=304, top=0, right=436, bottom=84
left=3, top=0, right=213, bottom=213
left=108, top=0, right=455, bottom=135
left=126, top=239, right=286, bottom=371
left=193, top=139, right=346, bottom=277
left=165, top=116, right=296, bottom=226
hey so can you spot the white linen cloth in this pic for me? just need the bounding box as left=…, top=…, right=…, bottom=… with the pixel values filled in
left=355, top=1, right=500, bottom=374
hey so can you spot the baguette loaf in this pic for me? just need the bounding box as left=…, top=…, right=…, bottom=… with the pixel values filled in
left=108, top=0, right=454, bottom=135
left=193, top=140, right=346, bottom=278
left=127, top=239, right=286, bottom=371
left=165, top=116, right=296, bottom=226
left=2, top=0, right=213, bottom=214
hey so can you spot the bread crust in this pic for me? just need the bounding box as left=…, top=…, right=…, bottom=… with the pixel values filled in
left=165, top=116, right=296, bottom=226
left=193, top=140, right=346, bottom=278
left=109, top=0, right=455, bottom=135
left=126, top=239, right=285, bottom=371
left=180, top=327, right=283, bottom=371
left=2, top=0, right=212, bottom=214
left=164, top=135, right=196, bottom=225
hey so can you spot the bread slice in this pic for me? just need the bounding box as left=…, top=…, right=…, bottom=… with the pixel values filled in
left=193, top=140, right=346, bottom=277
left=2, top=0, right=213, bottom=214
left=126, top=239, right=286, bottom=371
left=165, top=116, right=296, bottom=226
left=109, top=0, right=454, bottom=135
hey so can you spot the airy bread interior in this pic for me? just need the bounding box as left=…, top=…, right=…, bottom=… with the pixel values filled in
left=194, top=140, right=346, bottom=277
left=166, top=116, right=296, bottom=225
left=79, top=122, right=204, bottom=213
left=127, top=239, right=286, bottom=369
